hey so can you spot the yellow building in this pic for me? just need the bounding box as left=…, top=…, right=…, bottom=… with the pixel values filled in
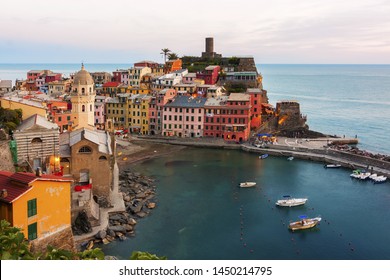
left=0, top=96, right=47, bottom=120
left=105, top=94, right=128, bottom=129
left=0, top=171, right=74, bottom=252
left=140, top=95, right=152, bottom=135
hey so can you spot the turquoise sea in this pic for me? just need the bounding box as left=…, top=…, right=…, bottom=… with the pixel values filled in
left=1, top=63, right=390, bottom=259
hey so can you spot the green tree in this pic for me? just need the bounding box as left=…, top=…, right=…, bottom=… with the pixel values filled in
left=0, top=220, right=34, bottom=260
left=0, top=108, right=23, bottom=134
left=130, top=251, right=167, bottom=260
left=167, top=52, right=179, bottom=60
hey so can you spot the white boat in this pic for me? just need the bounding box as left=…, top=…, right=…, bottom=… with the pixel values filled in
left=288, top=215, right=322, bottom=231
left=239, top=182, right=256, bottom=188
left=358, top=172, right=371, bottom=180
left=259, top=154, right=269, bottom=159
left=276, top=196, right=308, bottom=207
left=324, top=164, right=341, bottom=168
left=287, top=156, right=294, bottom=161
left=372, top=175, right=387, bottom=184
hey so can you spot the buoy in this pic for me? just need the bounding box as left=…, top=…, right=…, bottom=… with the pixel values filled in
left=243, top=243, right=247, bottom=247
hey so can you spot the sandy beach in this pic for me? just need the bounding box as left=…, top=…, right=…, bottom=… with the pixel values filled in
left=115, top=136, right=186, bottom=168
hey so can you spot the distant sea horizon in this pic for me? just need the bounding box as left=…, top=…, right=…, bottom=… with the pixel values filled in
left=1, top=63, right=389, bottom=155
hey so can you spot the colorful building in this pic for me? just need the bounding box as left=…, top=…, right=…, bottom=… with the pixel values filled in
left=246, top=88, right=269, bottom=130
left=196, top=65, right=220, bottom=85
left=222, top=93, right=251, bottom=142
left=204, top=96, right=228, bottom=138
left=163, top=96, right=207, bottom=137
left=0, top=171, right=74, bottom=252
left=0, top=96, right=47, bottom=120
left=149, top=89, right=177, bottom=135
left=164, top=59, right=182, bottom=73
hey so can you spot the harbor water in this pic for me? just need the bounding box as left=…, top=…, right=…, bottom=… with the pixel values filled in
left=103, top=148, right=390, bottom=260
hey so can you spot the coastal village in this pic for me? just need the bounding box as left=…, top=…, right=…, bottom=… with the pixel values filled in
left=0, top=38, right=389, bottom=256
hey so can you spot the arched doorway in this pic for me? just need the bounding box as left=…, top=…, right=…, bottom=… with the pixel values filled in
left=60, top=158, right=70, bottom=175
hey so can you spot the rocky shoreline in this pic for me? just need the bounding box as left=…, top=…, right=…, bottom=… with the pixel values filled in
left=78, top=171, right=158, bottom=250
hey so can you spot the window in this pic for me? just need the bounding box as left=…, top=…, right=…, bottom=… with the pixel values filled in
left=28, top=223, right=37, bottom=240
left=67, top=116, right=71, bottom=121
left=99, top=156, right=107, bottom=160
left=82, top=105, right=85, bottom=112
left=31, top=138, right=42, bottom=144
left=27, top=198, right=37, bottom=217
left=58, top=117, right=62, bottom=122
left=78, top=146, right=92, bottom=153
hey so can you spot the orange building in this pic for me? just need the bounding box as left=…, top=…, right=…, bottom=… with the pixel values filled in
left=164, top=59, right=182, bottom=73
left=0, top=171, right=74, bottom=251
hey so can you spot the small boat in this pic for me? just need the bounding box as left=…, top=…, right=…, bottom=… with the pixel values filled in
left=372, top=175, right=387, bottom=184
left=288, top=215, right=322, bottom=231
left=287, top=156, right=294, bottom=161
left=239, top=182, right=256, bottom=188
left=276, top=196, right=308, bottom=207
left=324, top=164, right=341, bottom=168
left=259, top=154, right=269, bottom=159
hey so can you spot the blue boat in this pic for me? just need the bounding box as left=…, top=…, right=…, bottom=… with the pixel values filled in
left=259, top=154, right=269, bottom=159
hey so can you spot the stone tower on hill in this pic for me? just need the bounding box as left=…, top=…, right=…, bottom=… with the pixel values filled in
left=201, top=37, right=222, bottom=59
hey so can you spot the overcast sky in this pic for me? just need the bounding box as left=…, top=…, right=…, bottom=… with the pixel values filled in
left=1, top=0, right=389, bottom=64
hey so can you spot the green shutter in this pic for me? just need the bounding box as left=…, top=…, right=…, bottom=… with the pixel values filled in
left=28, top=223, right=37, bottom=240
left=27, top=199, right=37, bottom=217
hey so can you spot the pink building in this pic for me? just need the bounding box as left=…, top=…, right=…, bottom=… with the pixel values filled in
left=149, top=89, right=176, bottom=135
left=246, top=88, right=268, bottom=130
left=162, top=96, right=207, bottom=138
left=94, top=95, right=107, bottom=129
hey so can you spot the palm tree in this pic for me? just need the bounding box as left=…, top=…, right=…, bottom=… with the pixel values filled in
left=167, top=52, right=179, bottom=60
left=161, top=48, right=171, bottom=63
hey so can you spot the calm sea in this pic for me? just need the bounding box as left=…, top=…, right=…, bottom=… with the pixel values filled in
left=1, top=63, right=390, bottom=259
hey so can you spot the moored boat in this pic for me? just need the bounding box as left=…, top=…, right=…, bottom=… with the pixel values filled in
left=287, top=156, right=294, bottom=161
left=324, top=164, right=341, bottom=168
left=288, top=215, right=322, bottom=231
left=276, top=196, right=308, bottom=207
left=259, top=154, right=269, bottom=159
left=239, top=182, right=256, bottom=188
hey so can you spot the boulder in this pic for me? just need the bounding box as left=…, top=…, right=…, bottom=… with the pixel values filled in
left=95, top=229, right=107, bottom=239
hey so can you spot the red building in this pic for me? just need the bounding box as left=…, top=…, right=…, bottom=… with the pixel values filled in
left=47, top=100, right=72, bottom=133
left=246, top=88, right=268, bottom=130
left=196, top=65, right=220, bottom=85
left=112, top=69, right=128, bottom=83
left=102, top=82, right=121, bottom=97
left=45, top=73, right=62, bottom=83
left=134, top=60, right=160, bottom=68
left=204, top=93, right=251, bottom=142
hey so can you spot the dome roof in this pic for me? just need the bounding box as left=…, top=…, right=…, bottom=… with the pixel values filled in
left=73, top=64, right=94, bottom=85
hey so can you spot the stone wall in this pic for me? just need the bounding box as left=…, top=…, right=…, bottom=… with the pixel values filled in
left=0, top=140, right=15, bottom=172
left=30, top=226, right=76, bottom=254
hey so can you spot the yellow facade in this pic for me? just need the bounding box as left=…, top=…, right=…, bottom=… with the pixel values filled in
left=12, top=179, right=71, bottom=240
left=0, top=98, right=47, bottom=120
left=141, top=96, right=151, bottom=135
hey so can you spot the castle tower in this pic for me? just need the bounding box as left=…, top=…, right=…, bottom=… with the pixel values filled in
left=70, top=64, right=96, bottom=130
left=201, top=37, right=221, bottom=59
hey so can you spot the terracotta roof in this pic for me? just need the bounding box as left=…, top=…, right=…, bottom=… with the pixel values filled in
left=103, top=82, right=120, bottom=87
left=0, top=171, right=32, bottom=203
left=0, top=171, right=72, bottom=203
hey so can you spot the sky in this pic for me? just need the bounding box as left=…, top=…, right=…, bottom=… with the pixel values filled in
left=1, top=0, right=390, bottom=64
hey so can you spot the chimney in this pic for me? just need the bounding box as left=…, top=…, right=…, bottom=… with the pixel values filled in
left=0, top=189, right=8, bottom=199
left=35, top=167, right=42, bottom=177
